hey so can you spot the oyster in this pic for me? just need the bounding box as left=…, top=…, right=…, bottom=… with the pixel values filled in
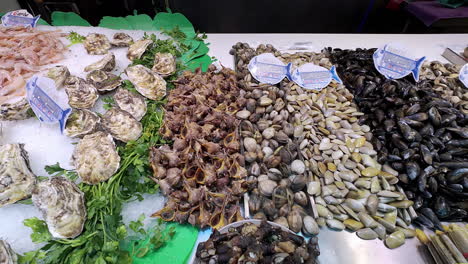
left=111, top=33, right=133, bottom=47
left=102, top=107, right=142, bottom=142
left=73, top=131, right=120, bottom=184
left=0, top=144, right=36, bottom=207
left=127, top=39, right=152, bottom=61
left=47, top=66, right=70, bottom=88
left=125, top=65, right=167, bottom=100
left=32, top=177, right=86, bottom=239
left=64, top=77, right=99, bottom=109
left=0, top=240, right=17, bottom=264
left=86, top=70, right=121, bottom=93
left=83, top=33, right=111, bottom=55
left=64, top=109, right=101, bottom=138
left=113, top=87, right=147, bottom=121
left=152, top=53, right=176, bottom=77
left=84, top=53, right=116, bottom=72
left=0, top=98, right=31, bottom=121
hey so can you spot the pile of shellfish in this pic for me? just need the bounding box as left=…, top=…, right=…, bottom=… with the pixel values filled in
left=328, top=48, right=468, bottom=228
left=231, top=43, right=415, bottom=249
left=196, top=221, right=320, bottom=264
left=150, top=66, right=253, bottom=229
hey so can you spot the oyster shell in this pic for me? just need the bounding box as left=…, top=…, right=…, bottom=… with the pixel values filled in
left=73, top=131, right=120, bottom=184
left=125, top=65, right=166, bottom=100
left=0, top=240, right=17, bottom=264
left=102, top=107, right=142, bottom=142
left=113, top=87, right=147, bottom=121
left=64, top=109, right=101, bottom=138
left=0, top=144, right=36, bottom=207
left=64, top=77, right=99, bottom=109
left=127, top=39, right=152, bottom=61
left=86, top=70, right=121, bottom=93
left=84, top=53, right=116, bottom=72
left=32, top=177, right=86, bottom=239
left=83, top=33, right=111, bottom=55
left=111, top=33, right=133, bottom=47
left=47, top=65, right=70, bottom=88
left=0, top=98, right=31, bottom=121
left=152, top=53, right=176, bottom=77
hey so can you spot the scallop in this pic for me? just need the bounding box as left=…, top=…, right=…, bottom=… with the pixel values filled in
left=102, top=107, right=142, bottom=142
left=0, top=240, right=17, bottom=264
left=125, top=65, right=166, bottom=100
left=64, top=77, right=99, bottom=109
left=47, top=65, right=70, bottom=88
left=0, top=144, right=36, bottom=207
left=86, top=70, right=121, bottom=93
left=73, top=131, right=120, bottom=184
left=0, top=97, right=31, bottom=121
left=64, top=109, right=100, bottom=138
left=84, top=53, right=115, bottom=72
left=152, top=52, right=176, bottom=77
left=113, top=87, right=147, bottom=121
left=83, top=33, right=111, bottom=55
left=111, top=32, right=133, bottom=47
left=127, top=39, right=152, bottom=61
left=32, top=177, right=86, bottom=239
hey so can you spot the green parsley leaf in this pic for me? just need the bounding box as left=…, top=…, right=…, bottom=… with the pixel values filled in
left=23, top=218, right=52, bottom=243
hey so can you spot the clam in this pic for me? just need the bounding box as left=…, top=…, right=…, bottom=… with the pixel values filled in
left=326, top=219, right=345, bottom=231
left=72, top=131, right=120, bottom=184
left=259, top=180, right=277, bottom=197
left=343, top=219, right=364, bottom=231
left=302, top=215, right=319, bottom=236
left=0, top=240, right=17, bottom=264
left=64, top=109, right=100, bottom=138
left=47, top=65, right=70, bottom=88
left=274, top=216, right=289, bottom=229
left=64, top=77, right=99, bottom=109
left=84, top=53, right=116, bottom=72
left=125, top=65, right=167, bottom=100
left=86, top=70, right=121, bottom=93
left=152, top=52, right=176, bottom=77
left=83, top=33, right=111, bottom=55
left=0, top=144, right=36, bottom=207
left=356, top=228, right=378, bottom=240
left=32, top=177, right=86, bottom=239
left=127, top=39, right=152, bottom=61
left=385, top=230, right=406, bottom=249
left=287, top=210, right=303, bottom=233
left=102, top=107, right=142, bottom=142
left=111, top=32, right=133, bottom=47
left=113, top=87, right=147, bottom=121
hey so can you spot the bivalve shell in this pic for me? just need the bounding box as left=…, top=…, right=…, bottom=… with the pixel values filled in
left=0, top=144, right=36, bottom=207
left=356, top=228, right=378, bottom=240
left=385, top=230, right=406, bottom=249
left=84, top=53, right=116, bottom=72
left=32, top=177, right=86, bottom=239
left=83, top=33, right=111, bottom=55
left=152, top=52, right=176, bottom=77
left=125, top=65, right=167, bottom=100
left=64, top=77, right=99, bottom=109
left=64, top=109, right=100, bottom=138
left=127, top=39, right=152, bottom=61
left=102, top=107, right=142, bottom=142
left=111, top=32, right=133, bottom=47
left=113, top=88, right=147, bottom=121
left=73, top=131, right=120, bottom=184
left=0, top=240, right=17, bottom=264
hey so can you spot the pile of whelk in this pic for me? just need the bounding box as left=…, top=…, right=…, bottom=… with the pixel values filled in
left=150, top=66, right=253, bottom=229
left=328, top=48, right=468, bottom=228
left=231, top=43, right=416, bottom=249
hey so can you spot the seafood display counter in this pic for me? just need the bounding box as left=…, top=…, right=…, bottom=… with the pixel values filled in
left=0, top=22, right=467, bottom=264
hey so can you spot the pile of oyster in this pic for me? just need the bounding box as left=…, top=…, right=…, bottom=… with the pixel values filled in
left=329, top=48, right=468, bottom=227
left=0, top=143, right=87, bottom=240
left=231, top=43, right=416, bottom=249
left=196, top=221, right=320, bottom=264
left=150, top=66, right=253, bottom=229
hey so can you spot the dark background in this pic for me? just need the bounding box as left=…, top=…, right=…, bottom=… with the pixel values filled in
left=16, top=0, right=468, bottom=33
